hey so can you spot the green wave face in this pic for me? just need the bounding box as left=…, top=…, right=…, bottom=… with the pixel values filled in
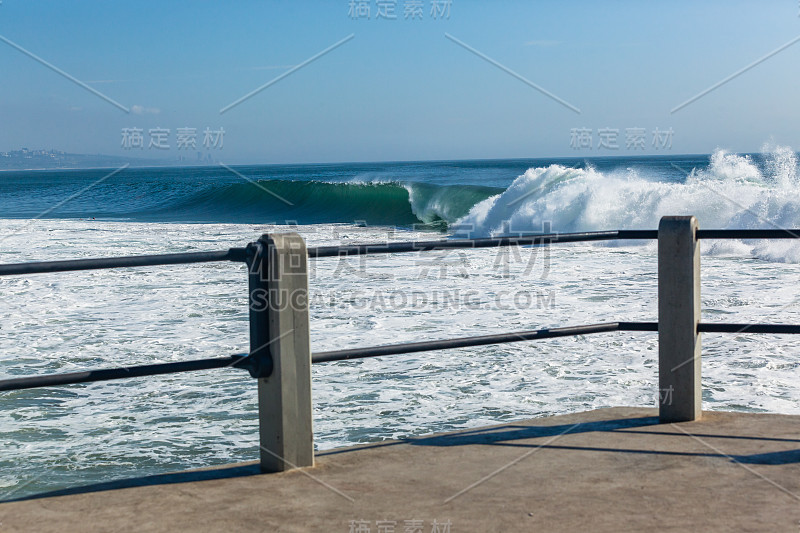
left=157, top=180, right=503, bottom=226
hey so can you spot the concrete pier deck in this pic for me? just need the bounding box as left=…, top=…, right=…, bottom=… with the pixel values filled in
left=2, top=407, right=800, bottom=532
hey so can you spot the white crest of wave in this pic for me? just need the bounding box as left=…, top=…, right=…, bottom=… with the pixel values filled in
left=763, top=141, right=799, bottom=188
left=457, top=145, right=800, bottom=262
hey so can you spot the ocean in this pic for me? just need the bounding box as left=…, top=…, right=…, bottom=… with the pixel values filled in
left=2, top=147, right=800, bottom=499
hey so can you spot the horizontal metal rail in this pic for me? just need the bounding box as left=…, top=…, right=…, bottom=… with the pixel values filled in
left=0, top=231, right=653, bottom=276
left=697, top=229, right=800, bottom=239
left=0, top=355, right=247, bottom=392
left=5, top=320, right=799, bottom=392
left=698, top=323, right=800, bottom=334
left=312, top=322, right=633, bottom=363
left=0, top=322, right=642, bottom=392
left=308, top=230, right=658, bottom=258
left=0, top=248, right=249, bottom=277
left=3, top=228, right=800, bottom=277
left=1, top=320, right=798, bottom=393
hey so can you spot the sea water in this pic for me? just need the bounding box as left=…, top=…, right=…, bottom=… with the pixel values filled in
left=2, top=147, right=800, bottom=499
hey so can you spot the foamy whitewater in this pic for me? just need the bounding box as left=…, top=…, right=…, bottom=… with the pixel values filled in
left=2, top=146, right=800, bottom=498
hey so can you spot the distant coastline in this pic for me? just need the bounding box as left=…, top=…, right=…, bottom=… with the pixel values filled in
left=0, top=149, right=201, bottom=171
left=0, top=148, right=720, bottom=173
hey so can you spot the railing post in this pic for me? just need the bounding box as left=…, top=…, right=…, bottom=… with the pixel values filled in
left=658, top=216, right=702, bottom=422
left=247, top=233, right=314, bottom=472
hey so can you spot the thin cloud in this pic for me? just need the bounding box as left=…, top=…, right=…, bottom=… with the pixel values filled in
left=130, top=105, right=161, bottom=115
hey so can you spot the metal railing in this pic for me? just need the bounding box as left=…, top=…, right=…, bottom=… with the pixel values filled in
left=1, top=217, right=800, bottom=472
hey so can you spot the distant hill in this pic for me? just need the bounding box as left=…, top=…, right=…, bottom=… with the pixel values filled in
left=0, top=149, right=205, bottom=170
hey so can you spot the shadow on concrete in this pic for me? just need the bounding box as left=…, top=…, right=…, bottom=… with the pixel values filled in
left=316, top=416, right=662, bottom=458
left=7, top=414, right=798, bottom=503
left=735, top=450, right=800, bottom=465
left=402, top=415, right=800, bottom=466
left=619, top=428, right=800, bottom=444
left=2, top=463, right=262, bottom=504
left=407, top=416, right=660, bottom=447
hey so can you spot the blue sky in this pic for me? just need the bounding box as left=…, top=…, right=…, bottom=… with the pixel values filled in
left=0, top=0, right=798, bottom=163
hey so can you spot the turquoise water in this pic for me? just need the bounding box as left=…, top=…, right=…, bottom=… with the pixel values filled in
left=0, top=155, right=706, bottom=225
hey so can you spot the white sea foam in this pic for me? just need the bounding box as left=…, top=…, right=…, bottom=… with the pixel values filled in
left=2, top=217, right=800, bottom=498
left=458, top=146, right=800, bottom=262
left=3, top=147, right=800, bottom=498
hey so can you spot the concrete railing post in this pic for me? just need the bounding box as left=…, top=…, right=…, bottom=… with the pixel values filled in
left=247, top=233, right=314, bottom=472
left=658, top=216, right=702, bottom=423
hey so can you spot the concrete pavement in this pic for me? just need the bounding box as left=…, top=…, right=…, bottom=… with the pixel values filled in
left=2, top=407, right=800, bottom=532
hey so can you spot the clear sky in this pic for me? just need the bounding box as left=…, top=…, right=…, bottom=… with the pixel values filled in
left=0, top=0, right=798, bottom=164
